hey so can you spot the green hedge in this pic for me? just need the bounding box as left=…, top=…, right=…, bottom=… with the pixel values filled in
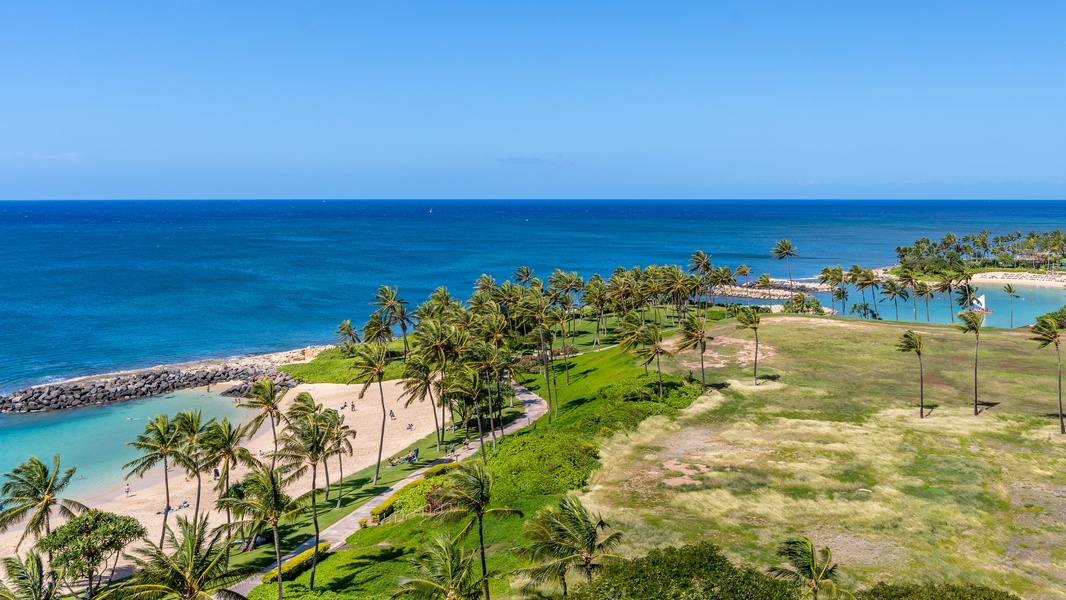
left=370, top=478, right=426, bottom=522
left=261, top=542, right=330, bottom=584
left=857, top=583, right=1019, bottom=600
left=423, top=462, right=461, bottom=479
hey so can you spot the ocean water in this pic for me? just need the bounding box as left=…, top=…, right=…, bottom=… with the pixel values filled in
left=0, top=388, right=248, bottom=498
left=3, top=199, right=1066, bottom=394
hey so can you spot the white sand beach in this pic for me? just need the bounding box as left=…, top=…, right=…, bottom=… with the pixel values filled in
left=968, top=271, right=1066, bottom=288
left=0, top=379, right=443, bottom=558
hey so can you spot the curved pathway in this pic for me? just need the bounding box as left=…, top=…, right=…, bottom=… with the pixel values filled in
left=230, top=383, right=547, bottom=596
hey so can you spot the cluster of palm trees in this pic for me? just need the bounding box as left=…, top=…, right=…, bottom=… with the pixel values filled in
left=896, top=229, right=1066, bottom=273
left=896, top=312, right=1066, bottom=433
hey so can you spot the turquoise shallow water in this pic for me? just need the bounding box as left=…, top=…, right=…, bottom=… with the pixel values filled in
left=0, top=389, right=248, bottom=499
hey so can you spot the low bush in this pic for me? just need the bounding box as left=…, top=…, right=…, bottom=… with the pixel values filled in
left=488, top=429, right=601, bottom=504
left=570, top=542, right=796, bottom=599
left=260, top=542, right=330, bottom=584
left=370, top=478, right=426, bottom=522
left=422, top=462, right=460, bottom=479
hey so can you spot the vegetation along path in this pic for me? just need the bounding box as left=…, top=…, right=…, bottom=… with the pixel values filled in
left=229, top=384, right=547, bottom=596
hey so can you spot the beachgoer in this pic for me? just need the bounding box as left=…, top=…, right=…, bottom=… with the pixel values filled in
left=213, top=468, right=220, bottom=480
left=450, top=443, right=456, bottom=456
left=389, top=409, right=396, bottom=420
left=125, top=484, right=130, bottom=497
left=407, top=423, right=413, bottom=431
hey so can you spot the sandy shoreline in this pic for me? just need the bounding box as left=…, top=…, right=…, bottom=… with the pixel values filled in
left=967, top=271, right=1066, bottom=288
left=0, top=379, right=443, bottom=560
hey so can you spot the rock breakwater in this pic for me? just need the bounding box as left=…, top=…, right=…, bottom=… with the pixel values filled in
left=0, top=346, right=328, bottom=414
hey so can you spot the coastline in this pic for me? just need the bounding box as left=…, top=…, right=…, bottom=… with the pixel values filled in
left=967, top=271, right=1066, bottom=289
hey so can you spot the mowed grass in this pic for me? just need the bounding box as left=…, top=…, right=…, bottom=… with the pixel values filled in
left=279, top=346, right=406, bottom=384
left=582, top=315, right=1066, bottom=599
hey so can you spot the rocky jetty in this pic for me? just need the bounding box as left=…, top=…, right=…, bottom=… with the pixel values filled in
left=714, top=280, right=834, bottom=301
left=0, top=346, right=327, bottom=414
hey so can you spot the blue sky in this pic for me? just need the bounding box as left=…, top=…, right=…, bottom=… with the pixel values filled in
left=1, top=2, right=1064, bottom=199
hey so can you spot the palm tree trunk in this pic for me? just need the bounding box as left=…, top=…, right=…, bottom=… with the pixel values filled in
left=161, top=457, right=171, bottom=548
left=485, top=371, right=498, bottom=449
left=1010, top=297, right=1014, bottom=328
left=655, top=353, right=663, bottom=398
left=223, top=469, right=232, bottom=567
left=559, top=326, right=571, bottom=385
left=427, top=384, right=442, bottom=452
left=973, top=338, right=980, bottom=416
left=537, top=324, right=553, bottom=423
left=476, top=405, right=487, bottom=464
left=309, top=466, right=320, bottom=591
left=336, top=453, right=345, bottom=509
left=918, top=354, right=924, bottom=419
left=269, top=415, right=279, bottom=470
left=699, top=349, right=706, bottom=390
left=925, top=298, right=930, bottom=322
left=194, top=471, right=202, bottom=521
left=560, top=573, right=568, bottom=597
left=478, top=516, right=490, bottom=600
left=323, top=458, right=331, bottom=502
left=374, top=377, right=386, bottom=485
left=894, top=299, right=899, bottom=321
left=753, top=332, right=759, bottom=386
left=786, top=257, right=793, bottom=293
left=272, top=525, right=283, bottom=600
left=1058, top=344, right=1064, bottom=434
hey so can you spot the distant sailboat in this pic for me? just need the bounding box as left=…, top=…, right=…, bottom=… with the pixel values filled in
left=970, top=294, right=993, bottom=314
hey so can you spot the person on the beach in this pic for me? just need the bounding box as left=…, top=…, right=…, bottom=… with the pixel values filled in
left=125, top=483, right=130, bottom=497
left=389, top=409, right=396, bottom=420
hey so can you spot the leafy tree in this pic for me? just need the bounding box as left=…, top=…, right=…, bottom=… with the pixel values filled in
left=36, top=510, right=144, bottom=598
left=879, top=280, right=909, bottom=321
left=201, top=417, right=253, bottom=558
left=216, top=462, right=304, bottom=600
left=100, top=515, right=254, bottom=600
left=373, top=285, right=412, bottom=357
left=771, top=239, right=798, bottom=293
left=1030, top=316, right=1065, bottom=434
left=768, top=537, right=854, bottom=599
left=955, top=311, right=984, bottom=416
left=434, top=462, right=521, bottom=600
left=1003, top=284, right=1019, bottom=328
left=516, top=496, right=622, bottom=596
left=393, top=535, right=481, bottom=600
left=0, top=454, right=86, bottom=552
left=676, top=315, right=713, bottom=390
left=350, top=343, right=391, bottom=485
left=915, top=282, right=934, bottom=322
left=241, top=379, right=288, bottom=468
left=124, top=415, right=179, bottom=546
left=172, top=410, right=213, bottom=520
left=735, top=308, right=762, bottom=386
left=895, top=331, right=926, bottom=418
left=323, top=409, right=357, bottom=508
left=631, top=323, right=672, bottom=398
left=0, top=552, right=60, bottom=600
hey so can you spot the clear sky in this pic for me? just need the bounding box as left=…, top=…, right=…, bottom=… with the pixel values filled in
left=1, top=2, right=1064, bottom=200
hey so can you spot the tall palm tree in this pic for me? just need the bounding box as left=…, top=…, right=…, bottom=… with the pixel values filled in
left=0, top=454, right=86, bottom=552
left=402, top=355, right=443, bottom=451
left=323, top=410, right=356, bottom=508
left=201, top=418, right=252, bottom=563
left=677, top=315, right=713, bottom=390
left=101, top=515, right=254, bottom=600
left=879, top=280, right=909, bottom=321
left=217, top=462, right=304, bottom=600
left=124, top=415, right=179, bottom=547
left=1030, top=317, right=1065, bottom=434
left=434, top=462, right=522, bottom=600
left=768, top=536, right=853, bottom=599
left=771, top=239, right=798, bottom=293
left=276, top=393, right=329, bottom=590
left=516, top=496, right=622, bottom=596
left=373, top=285, right=412, bottom=357
left=756, top=274, right=774, bottom=305
left=516, top=290, right=555, bottom=420
left=896, top=270, right=920, bottom=320
left=933, top=272, right=956, bottom=324
left=241, top=379, right=287, bottom=469
left=896, top=330, right=926, bottom=418
left=415, top=318, right=460, bottom=437
left=832, top=287, right=848, bottom=316
left=956, top=311, right=984, bottom=416
left=915, top=282, right=934, bottom=322
left=350, top=343, right=391, bottom=485
left=1003, top=284, right=1019, bottom=328
left=514, top=266, right=535, bottom=286
left=736, top=308, right=761, bottom=386
left=393, top=535, right=481, bottom=600
left=363, top=313, right=394, bottom=345
left=0, top=552, right=60, bottom=600
left=335, top=320, right=361, bottom=345
left=632, top=324, right=673, bottom=398
left=172, top=410, right=213, bottom=520
left=735, top=264, right=752, bottom=307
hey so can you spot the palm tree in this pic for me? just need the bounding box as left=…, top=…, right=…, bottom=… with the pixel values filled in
left=216, top=462, right=304, bottom=600
left=736, top=308, right=761, bottom=386
left=677, top=315, right=713, bottom=390
left=896, top=330, right=926, bottom=418
left=633, top=323, right=673, bottom=398
left=1030, top=317, right=1065, bottom=434
left=373, top=285, right=412, bottom=357
left=201, top=418, right=252, bottom=563
left=516, top=496, right=622, bottom=596
left=771, top=239, right=798, bottom=293
left=832, top=287, right=848, bottom=316
left=933, top=272, right=956, bottom=324
left=101, top=515, right=254, bottom=600
left=172, top=410, right=213, bottom=520
left=768, top=536, right=853, bottom=599
left=896, top=270, right=920, bottom=320
left=434, top=462, right=521, bottom=600
left=956, top=311, right=984, bottom=416
left=393, top=535, right=481, bottom=600
left=335, top=320, right=361, bottom=345
left=0, top=454, right=85, bottom=553
left=514, top=266, right=534, bottom=286
left=1003, top=284, right=1019, bottom=328
left=363, top=313, right=394, bottom=345
left=756, top=274, right=774, bottom=305
left=350, top=343, right=391, bottom=485
left=879, top=280, right=909, bottom=321
left=124, top=415, right=179, bottom=546
left=323, top=410, right=356, bottom=508
left=241, top=379, right=287, bottom=469
left=915, top=282, right=934, bottom=322
left=276, top=393, right=329, bottom=590
left=735, top=264, right=752, bottom=307
left=402, top=355, right=443, bottom=451
left=0, top=552, right=60, bottom=600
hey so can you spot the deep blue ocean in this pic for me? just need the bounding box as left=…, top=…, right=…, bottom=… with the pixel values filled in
left=4, top=199, right=1066, bottom=394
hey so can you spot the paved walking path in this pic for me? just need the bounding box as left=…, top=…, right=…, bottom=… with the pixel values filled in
left=230, top=384, right=548, bottom=596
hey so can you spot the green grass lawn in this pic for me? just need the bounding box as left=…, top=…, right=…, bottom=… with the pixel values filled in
left=582, top=315, right=1066, bottom=599
left=279, top=347, right=406, bottom=384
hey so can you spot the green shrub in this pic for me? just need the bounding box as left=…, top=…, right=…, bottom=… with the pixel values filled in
left=488, top=429, right=601, bottom=504
left=260, top=542, right=330, bottom=584
left=423, top=462, right=461, bottom=479
left=570, top=542, right=796, bottom=599
left=390, top=477, right=444, bottom=515
left=370, top=478, right=425, bottom=522
left=858, top=583, right=1019, bottom=600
